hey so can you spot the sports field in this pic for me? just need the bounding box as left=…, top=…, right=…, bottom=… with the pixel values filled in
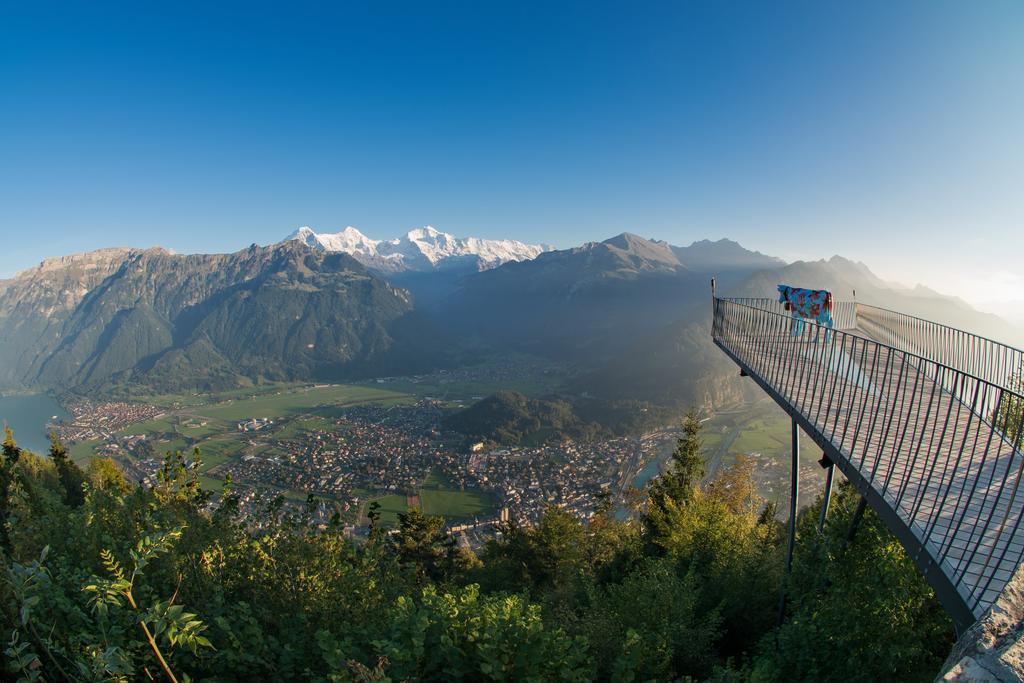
left=371, top=494, right=412, bottom=525
left=419, top=470, right=495, bottom=520
left=361, top=470, right=497, bottom=526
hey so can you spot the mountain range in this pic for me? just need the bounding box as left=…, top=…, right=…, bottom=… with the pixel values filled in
left=0, top=243, right=434, bottom=394
left=2, top=229, right=1019, bottom=429
left=286, top=225, right=552, bottom=273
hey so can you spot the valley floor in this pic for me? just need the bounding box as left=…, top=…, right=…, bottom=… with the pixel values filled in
left=46, top=367, right=833, bottom=537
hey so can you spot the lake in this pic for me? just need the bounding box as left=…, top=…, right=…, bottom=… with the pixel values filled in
left=0, top=394, right=71, bottom=454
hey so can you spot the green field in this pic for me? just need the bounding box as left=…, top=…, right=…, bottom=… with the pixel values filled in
left=370, top=494, right=410, bottom=525
left=67, top=383, right=413, bottom=465
left=420, top=470, right=495, bottom=520
left=130, top=383, right=298, bottom=409
left=151, top=437, right=191, bottom=456
left=194, top=439, right=248, bottom=471
left=274, top=416, right=333, bottom=440
left=177, top=420, right=224, bottom=440
left=121, top=415, right=179, bottom=436
left=379, top=377, right=553, bottom=401
left=125, top=383, right=412, bottom=424
left=420, top=488, right=494, bottom=520
left=360, top=471, right=496, bottom=526
left=180, top=384, right=411, bottom=422
left=703, top=401, right=820, bottom=470
left=63, top=382, right=423, bottom=510
left=360, top=355, right=563, bottom=403
left=199, top=475, right=225, bottom=492
left=701, top=431, right=725, bottom=454
left=69, top=439, right=102, bottom=466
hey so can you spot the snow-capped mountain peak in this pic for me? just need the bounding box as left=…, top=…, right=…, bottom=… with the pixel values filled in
left=405, top=225, right=442, bottom=241
left=284, top=225, right=551, bottom=273
left=287, top=225, right=319, bottom=245
left=288, top=225, right=373, bottom=250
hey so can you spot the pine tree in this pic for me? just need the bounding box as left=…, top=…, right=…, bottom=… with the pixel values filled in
left=642, top=408, right=707, bottom=553
left=0, top=425, right=20, bottom=550
left=995, top=376, right=1024, bottom=448
left=48, top=432, right=85, bottom=507
left=2, top=424, right=21, bottom=466
left=394, top=508, right=460, bottom=584
left=647, top=408, right=705, bottom=511
left=366, top=500, right=383, bottom=545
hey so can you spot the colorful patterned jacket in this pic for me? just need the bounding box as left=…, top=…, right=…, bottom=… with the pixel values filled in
left=777, top=284, right=834, bottom=339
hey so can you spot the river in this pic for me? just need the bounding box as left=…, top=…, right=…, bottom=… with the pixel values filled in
left=633, top=457, right=664, bottom=489
left=0, top=394, right=70, bottom=454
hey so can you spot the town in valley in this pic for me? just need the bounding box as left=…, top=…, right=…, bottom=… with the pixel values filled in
left=54, top=368, right=826, bottom=547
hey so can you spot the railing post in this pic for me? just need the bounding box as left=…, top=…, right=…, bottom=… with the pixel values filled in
left=852, top=289, right=856, bottom=331
left=818, top=453, right=834, bottom=533
left=787, top=418, right=800, bottom=566
left=710, top=278, right=717, bottom=336
left=843, top=496, right=868, bottom=547
left=778, top=417, right=801, bottom=626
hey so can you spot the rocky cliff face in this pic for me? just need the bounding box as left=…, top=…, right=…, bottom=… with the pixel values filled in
left=939, top=563, right=1024, bottom=682
left=0, top=242, right=417, bottom=393
left=0, top=247, right=148, bottom=389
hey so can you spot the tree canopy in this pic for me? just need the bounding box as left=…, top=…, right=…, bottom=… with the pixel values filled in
left=0, top=417, right=953, bottom=681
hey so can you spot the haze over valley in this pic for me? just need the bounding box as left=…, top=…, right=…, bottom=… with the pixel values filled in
left=3, top=226, right=1019, bottom=516
left=6, top=226, right=1018, bottom=403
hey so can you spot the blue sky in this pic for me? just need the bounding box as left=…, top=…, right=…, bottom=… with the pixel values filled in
left=1, top=1, right=1021, bottom=309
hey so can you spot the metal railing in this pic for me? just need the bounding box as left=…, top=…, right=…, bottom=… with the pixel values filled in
left=722, top=296, right=858, bottom=330
left=713, top=297, right=1024, bottom=625
left=856, top=303, right=1024, bottom=396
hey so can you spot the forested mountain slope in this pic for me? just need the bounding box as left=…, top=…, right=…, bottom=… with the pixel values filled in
left=0, top=243, right=426, bottom=393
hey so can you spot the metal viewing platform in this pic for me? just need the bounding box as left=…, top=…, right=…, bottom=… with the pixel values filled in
left=712, top=294, right=1024, bottom=632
